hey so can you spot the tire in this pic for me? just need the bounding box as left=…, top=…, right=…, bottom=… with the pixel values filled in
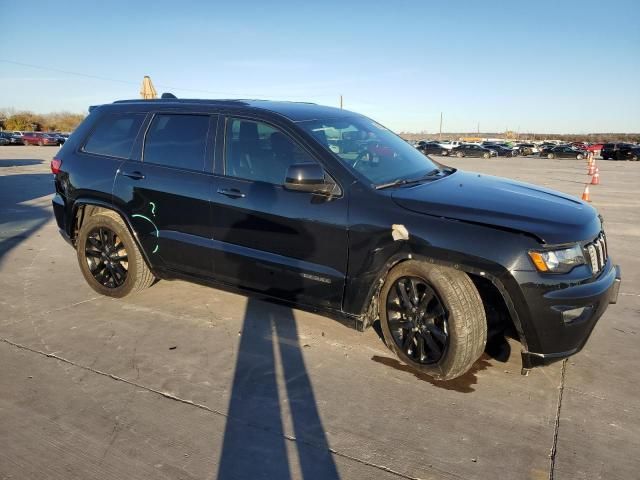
left=547, top=153, right=554, bottom=159
left=379, top=261, right=487, bottom=380
left=483, top=152, right=490, bottom=159
left=441, top=150, right=448, bottom=156
left=576, top=154, right=584, bottom=160
left=456, top=151, right=464, bottom=158
left=38, top=141, right=43, bottom=146
left=632, top=155, right=639, bottom=161
left=76, top=211, right=155, bottom=298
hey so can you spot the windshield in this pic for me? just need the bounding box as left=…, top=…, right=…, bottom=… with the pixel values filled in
left=298, top=115, right=440, bottom=186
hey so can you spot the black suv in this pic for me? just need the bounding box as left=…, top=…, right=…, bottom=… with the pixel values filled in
left=600, top=143, right=634, bottom=160
left=601, top=143, right=639, bottom=161
left=51, top=98, right=621, bottom=380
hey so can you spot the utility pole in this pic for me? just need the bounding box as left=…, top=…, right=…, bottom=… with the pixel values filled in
left=439, top=112, right=443, bottom=140
left=477, top=122, right=480, bottom=134
left=339, top=95, right=343, bottom=109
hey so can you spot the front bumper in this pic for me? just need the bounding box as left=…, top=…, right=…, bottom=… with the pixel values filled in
left=516, top=262, right=621, bottom=369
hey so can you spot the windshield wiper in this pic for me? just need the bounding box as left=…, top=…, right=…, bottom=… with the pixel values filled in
left=375, top=168, right=445, bottom=190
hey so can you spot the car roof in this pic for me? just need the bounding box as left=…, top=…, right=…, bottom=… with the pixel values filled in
left=107, top=98, right=355, bottom=122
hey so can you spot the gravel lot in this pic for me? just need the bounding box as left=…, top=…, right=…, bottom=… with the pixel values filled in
left=1, top=145, right=638, bottom=480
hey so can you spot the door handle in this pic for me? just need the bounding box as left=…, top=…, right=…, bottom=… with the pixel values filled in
left=217, top=188, right=246, bottom=199
left=121, top=170, right=145, bottom=180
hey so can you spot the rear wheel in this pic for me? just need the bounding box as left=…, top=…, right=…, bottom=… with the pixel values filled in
left=379, top=261, right=487, bottom=380
left=547, top=153, right=554, bottom=159
left=456, top=151, right=464, bottom=158
left=576, top=153, right=584, bottom=160
left=441, top=150, right=449, bottom=156
left=38, top=141, right=43, bottom=146
left=76, top=211, right=155, bottom=298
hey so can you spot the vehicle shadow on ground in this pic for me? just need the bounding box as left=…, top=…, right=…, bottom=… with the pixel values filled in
left=0, top=173, right=53, bottom=265
left=216, top=298, right=340, bottom=480
left=0, top=159, right=45, bottom=168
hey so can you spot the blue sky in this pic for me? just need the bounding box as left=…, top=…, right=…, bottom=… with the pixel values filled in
left=1, top=0, right=638, bottom=133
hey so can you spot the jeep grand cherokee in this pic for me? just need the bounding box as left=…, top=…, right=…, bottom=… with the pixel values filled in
left=51, top=98, right=621, bottom=380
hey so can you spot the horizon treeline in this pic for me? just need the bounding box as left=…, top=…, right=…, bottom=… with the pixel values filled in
left=0, top=108, right=85, bottom=132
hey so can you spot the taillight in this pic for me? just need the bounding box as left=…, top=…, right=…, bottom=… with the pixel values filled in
left=51, top=157, right=62, bottom=174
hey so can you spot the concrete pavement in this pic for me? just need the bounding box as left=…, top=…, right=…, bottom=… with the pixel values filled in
left=0, top=146, right=638, bottom=479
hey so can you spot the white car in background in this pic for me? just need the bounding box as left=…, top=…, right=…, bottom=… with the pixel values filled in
left=438, top=140, right=462, bottom=151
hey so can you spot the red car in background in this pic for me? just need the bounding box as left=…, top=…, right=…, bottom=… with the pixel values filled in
left=585, top=143, right=604, bottom=153
left=22, top=132, right=58, bottom=146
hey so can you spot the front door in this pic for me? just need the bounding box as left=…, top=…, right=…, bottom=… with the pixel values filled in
left=209, top=116, right=349, bottom=309
left=113, top=112, right=217, bottom=276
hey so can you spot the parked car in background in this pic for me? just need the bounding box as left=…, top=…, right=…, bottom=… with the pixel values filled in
left=47, top=133, right=67, bottom=146
left=605, top=144, right=640, bottom=161
left=544, top=145, right=585, bottom=160
left=484, top=144, right=518, bottom=157
left=22, top=132, right=58, bottom=146
left=50, top=96, right=620, bottom=380
left=0, top=131, right=24, bottom=145
left=601, top=143, right=635, bottom=160
left=584, top=143, right=603, bottom=153
left=538, top=142, right=556, bottom=152
left=0, top=136, right=9, bottom=146
left=517, top=143, right=539, bottom=156
left=439, top=140, right=462, bottom=152
left=451, top=144, right=497, bottom=158
left=417, top=141, right=449, bottom=156
left=538, top=144, right=558, bottom=156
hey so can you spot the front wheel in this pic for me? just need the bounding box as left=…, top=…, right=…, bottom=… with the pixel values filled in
left=76, top=211, right=156, bottom=298
left=441, top=150, right=449, bottom=156
left=483, top=152, right=490, bottom=159
left=379, top=261, right=487, bottom=380
left=456, top=151, right=464, bottom=158
left=576, top=153, right=584, bottom=160
left=547, top=153, right=554, bottom=159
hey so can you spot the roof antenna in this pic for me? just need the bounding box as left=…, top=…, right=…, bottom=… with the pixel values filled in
left=161, top=92, right=177, bottom=99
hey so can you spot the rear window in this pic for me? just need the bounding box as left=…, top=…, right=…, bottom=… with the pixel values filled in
left=143, top=114, right=211, bottom=171
left=83, top=113, right=145, bottom=159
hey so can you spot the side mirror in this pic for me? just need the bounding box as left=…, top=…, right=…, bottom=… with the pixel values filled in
left=284, top=163, right=336, bottom=195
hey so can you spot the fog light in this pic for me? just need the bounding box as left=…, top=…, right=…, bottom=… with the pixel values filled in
left=560, top=306, right=593, bottom=325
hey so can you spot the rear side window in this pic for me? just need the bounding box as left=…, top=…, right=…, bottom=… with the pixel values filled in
left=143, top=114, right=210, bottom=171
left=83, top=113, right=145, bottom=159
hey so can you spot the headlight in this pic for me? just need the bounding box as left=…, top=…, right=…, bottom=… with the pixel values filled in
left=528, top=244, right=585, bottom=273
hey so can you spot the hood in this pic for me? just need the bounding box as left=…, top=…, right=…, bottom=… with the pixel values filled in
left=391, top=171, right=601, bottom=244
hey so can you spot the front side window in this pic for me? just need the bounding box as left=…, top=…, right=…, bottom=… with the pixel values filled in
left=225, top=118, right=316, bottom=185
left=83, top=113, right=145, bottom=159
left=298, top=115, right=440, bottom=186
left=143, top=114, right=210, bottom=171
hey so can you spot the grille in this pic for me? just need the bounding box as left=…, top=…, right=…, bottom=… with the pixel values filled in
left=585, top=232, right=608, bottom=275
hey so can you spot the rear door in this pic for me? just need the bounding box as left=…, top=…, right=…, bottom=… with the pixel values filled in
left=209, top=116, right=349, bottom=309
left=112, top=112, right=217, bottom=276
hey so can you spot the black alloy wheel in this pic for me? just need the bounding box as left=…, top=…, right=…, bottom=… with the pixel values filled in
left=386, top=276, right=449, bottom=364
left=84, top=226, right=128, bottom=288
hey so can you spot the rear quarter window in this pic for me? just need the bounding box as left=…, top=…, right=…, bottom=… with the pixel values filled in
left=83, top=113, right=146, bottom=159
left=143, top=114, right=211, bottom=171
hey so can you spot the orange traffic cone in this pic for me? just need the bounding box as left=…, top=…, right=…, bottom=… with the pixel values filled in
left=591, top=170, right=600, bottom=185
left=581, top=185, right=591, bottom=202
left=588, top=162, right=596, bottom=175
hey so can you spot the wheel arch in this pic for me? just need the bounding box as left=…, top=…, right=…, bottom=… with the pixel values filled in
left=70, top=198, right=157, bottom=276
left=357, top=251, right=529, bottom=351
